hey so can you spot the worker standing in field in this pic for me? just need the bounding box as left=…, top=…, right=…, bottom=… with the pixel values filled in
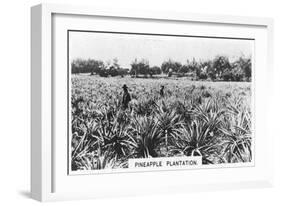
left=160, top=85, right=165, bottom=97
left=122, top=84, right=131, bottom=109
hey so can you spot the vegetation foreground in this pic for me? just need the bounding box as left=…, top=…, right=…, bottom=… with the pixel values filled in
left=71, top=75, right=252, bottom=171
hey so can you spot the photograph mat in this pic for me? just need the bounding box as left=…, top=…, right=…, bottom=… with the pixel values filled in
left=51, top=13, right=269, bottom=196
left=67, top=30, right=255, bottom=175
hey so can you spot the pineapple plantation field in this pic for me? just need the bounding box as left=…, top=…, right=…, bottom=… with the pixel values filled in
left=71, top=74, right=252, bottom=171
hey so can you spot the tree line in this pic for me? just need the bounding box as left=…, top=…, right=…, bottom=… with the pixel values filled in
left=71, top=55, right=251, bottom=81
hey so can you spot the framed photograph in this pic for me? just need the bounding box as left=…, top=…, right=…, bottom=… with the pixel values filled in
left=31, top=3, right=274, bottom=201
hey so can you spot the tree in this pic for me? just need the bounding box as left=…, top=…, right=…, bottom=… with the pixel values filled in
left=179, top=65, right=189, bottom=73
left=71, top=59, right=87, bottom=74
left=232, top=66, right=244, bottom=81
left=148, top=66, right=161, bottom=77
left=108, top=66, right=118, bottom=76
left=88, top=59, right=104, bottom=75
left=187, top=58, right=200, bottom=72
left=234, top=57, right=251, bottom=81
left=161, top=59, right=182, bottom=74
left=212, top=56, right=231, bottom=79
left=117, top=68, right=129, bottom=77
left=221, top=68, right=234, bottom=81
left=71, top=59, right=82, bottom=74
left=130, top=59, right=150, bottom=77
left=71, top=58, right=104, bottom=74
left=107, top=58, right=121, bottom=77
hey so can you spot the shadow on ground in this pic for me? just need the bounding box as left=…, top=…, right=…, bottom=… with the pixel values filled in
left=18, top=190, right=31, bottom=198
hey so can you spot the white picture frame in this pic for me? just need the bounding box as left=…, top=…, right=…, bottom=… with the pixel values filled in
left=31, top=3, right=274, bottom=202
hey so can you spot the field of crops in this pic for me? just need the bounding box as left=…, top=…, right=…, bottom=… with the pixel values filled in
left=71, top=75, right=252, bottom=171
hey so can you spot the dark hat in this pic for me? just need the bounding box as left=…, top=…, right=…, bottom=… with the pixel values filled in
left=122, top=84, right=128, bottom=89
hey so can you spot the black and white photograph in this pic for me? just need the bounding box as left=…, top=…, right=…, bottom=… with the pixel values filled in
left=69, top=31, right=253, bottom=173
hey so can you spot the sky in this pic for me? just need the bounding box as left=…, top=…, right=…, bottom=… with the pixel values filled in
left=69, top=31, right=253, bottom=68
